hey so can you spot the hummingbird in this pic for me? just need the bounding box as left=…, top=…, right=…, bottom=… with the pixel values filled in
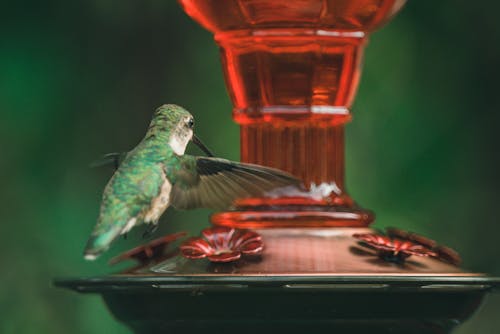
left=84, top=104, right=301, bottom=260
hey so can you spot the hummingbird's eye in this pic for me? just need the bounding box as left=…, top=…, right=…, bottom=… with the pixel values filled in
left=187, top=118, right=194, bottom=129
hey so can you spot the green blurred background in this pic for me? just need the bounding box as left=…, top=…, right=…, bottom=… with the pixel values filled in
left=1, top=0, right=500, bottom=333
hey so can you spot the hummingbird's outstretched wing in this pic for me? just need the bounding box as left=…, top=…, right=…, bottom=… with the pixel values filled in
left=170, top=156, right=302, bottom=210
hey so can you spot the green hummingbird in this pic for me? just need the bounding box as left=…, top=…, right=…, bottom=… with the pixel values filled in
left=84, top=104, right=301, bottom=260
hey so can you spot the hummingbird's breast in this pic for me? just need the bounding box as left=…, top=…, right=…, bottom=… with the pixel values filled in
left=143, top=169, right=172, bottom=224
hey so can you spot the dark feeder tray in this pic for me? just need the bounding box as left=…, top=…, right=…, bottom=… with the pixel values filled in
left=55, top=228, right=500, bottom=334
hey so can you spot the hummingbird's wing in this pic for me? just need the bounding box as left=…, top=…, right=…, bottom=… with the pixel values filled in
left=90, top=152, right=128, bottom=170
left=170, top=156, right=302, bottom=210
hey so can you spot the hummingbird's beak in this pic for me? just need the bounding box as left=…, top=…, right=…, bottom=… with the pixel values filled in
left=192, top=134, right=214, bottom=157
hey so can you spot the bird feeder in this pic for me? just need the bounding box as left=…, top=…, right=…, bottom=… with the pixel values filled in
left=56, top=1, right=500, bottom=333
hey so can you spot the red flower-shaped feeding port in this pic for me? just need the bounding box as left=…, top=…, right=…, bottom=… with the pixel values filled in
left=109, top=232, right=187, bottom=265
left=353, top=233, right=436, bottom=263
left=180, top=227, right=263, bottom=263
left=385, top=227, right=461, bottom=266
left=353, top=228, right=462, bottom=265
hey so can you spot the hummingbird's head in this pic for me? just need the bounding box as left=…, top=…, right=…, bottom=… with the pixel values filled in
left=148, top=104, right=195, bottom=155
left=148, top=104, right=214, bottom=156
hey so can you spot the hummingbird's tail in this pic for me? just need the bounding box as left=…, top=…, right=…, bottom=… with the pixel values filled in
left=83, top=220, right=129, bottom=260
left=83, top=237, right=110, bottom=261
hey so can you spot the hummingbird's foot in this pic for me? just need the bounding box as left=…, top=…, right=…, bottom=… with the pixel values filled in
left=123, top=233, right=128, bottom=240
left=142, top=224, right=159, bottom=239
